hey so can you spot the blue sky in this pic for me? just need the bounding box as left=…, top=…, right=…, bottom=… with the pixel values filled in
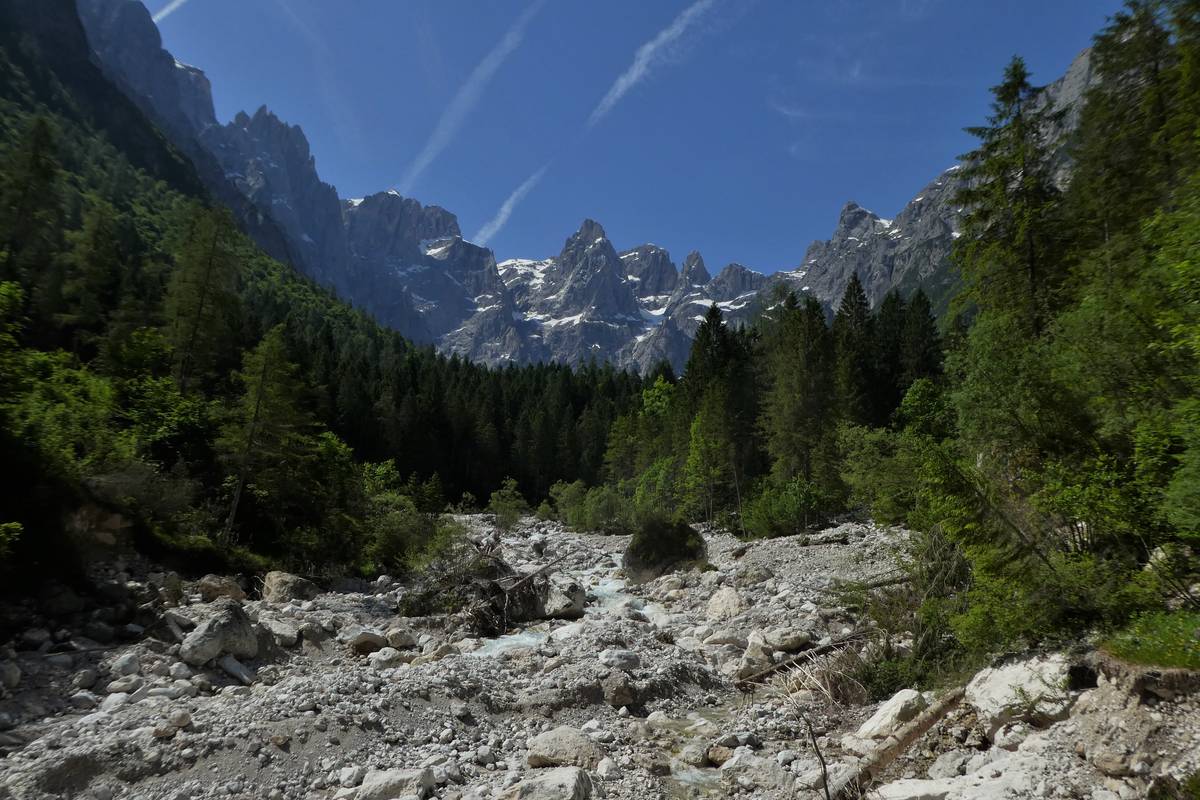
left=152, top=0, right=1121, bottom=273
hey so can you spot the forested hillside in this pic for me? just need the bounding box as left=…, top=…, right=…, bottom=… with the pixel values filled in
left=0, top=0, right=642, bottom=585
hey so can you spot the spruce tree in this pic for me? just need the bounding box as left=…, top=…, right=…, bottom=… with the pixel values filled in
left=761, top=296, right=836, bottom=487
left=832, top=273, right=875, bottom=425
left=956, top=56, right=1064, bottom=334
left=0, top=117, right=64, bottom=296
left=872, top=289, right=907, bottom=424
left=217, top=325, right=319, bottom=544
left=164, top=207, right=241, bottom=393
left=900, top=289, right=943, bottom=390
left=62, top=200, right=124, bottom=351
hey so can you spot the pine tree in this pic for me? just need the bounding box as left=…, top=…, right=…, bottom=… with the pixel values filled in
left=761, top=296, right=837, bottom=487
left=1070, top=1, right=1179, bottom=245
left=62, top=200, right=124, bottom=351
left=0, top=117, right=64, bottom=297
left=683, top=304, right=734, bottom=411
left=956, top=56, right=1065, bottom=334
left=900, top=289, right=943, bottom=390
left=832, top=273, right=875, bottom=425
left=164, top=207, right=241, bottom=393
left=217, top=325, right=319, bottom=544
left=872, top=290, right=907, bottom=424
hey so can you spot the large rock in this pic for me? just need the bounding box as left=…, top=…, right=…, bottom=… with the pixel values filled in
left=873, top=750, right=1053, bottom=799
left=719, top=749, right=792, bottom=792
left=540, top=576, right=586, bottom=619
left=385, top=627, right=417, bottom=649
left=526, top=726, right=603, bottom=769
left=367, top=647, right=414, bottom=670
left=261, top=571, right=319, bottom=604
left=766, top=627, right=812, bottom=652
left=502, top=767, right=592, bottom=799
left=857, top=689, right=928, bottom=740
left=964, top=655, right=1071, bottom=737
left=178, top=599, right=259, bottom=666
left=258, top=616, right=300, bottom=648
left=196, top=574, right=245, bottom=602
left=598, top=649, right=640, bottom=671
left=344, top=628, right=387, bottom=656
left=355, top=767, right=435, bottom=800
left=706, top=587, right=743, bottom=621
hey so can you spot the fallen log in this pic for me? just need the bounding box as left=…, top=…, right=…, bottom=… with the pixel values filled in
left=734, top=630, right=869, bottom=691
left=828, top=686, right=966, bottom=800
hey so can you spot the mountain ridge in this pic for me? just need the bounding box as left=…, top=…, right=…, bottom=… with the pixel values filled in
left=75, top=0, right=1095, bottom=372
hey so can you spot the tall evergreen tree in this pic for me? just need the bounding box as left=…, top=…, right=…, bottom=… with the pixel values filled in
left=217, top=325, right=319, bottom=544
left=164, top=207, right=241, bottom=393
left=62, top=200, right=124, bottom=350
left=872, top=290, right=907, bottom=424
left=0, top=116, right=63, bottom=296
left=832, top=273, right=875, bottom=425
left=761, top=296, right=837, bottom=488
left=900, top=289, right=943, bottom=390
left=956, top=56, right=1065, bottom=334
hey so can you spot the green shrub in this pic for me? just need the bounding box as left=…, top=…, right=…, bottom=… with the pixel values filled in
left=1104, top=611, right=1200, bottom=669
left=488, top=477, right=528, bottom=531
left=853, top=655, right=926, bottom=701
left=743, top=478, right=831, bottom=539
left=623, top=516, right=705, bottom=582
left=951, top=551, right=1160, bottom=655
left=632, top=457, right=681, bottom=524
left=582, top=484, right=634, bottom=535
left=366, top=493, right=429, bottom=573
left=406, top=516, right=470, bottom=573
left=535, top=500, right=554, bottom=520
left=550, top=480, right=635, bottom=534
left=549, top=479, right=588, bottom=527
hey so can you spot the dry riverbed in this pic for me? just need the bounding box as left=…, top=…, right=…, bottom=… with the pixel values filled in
left=0, top=516, right=1197, bottom=799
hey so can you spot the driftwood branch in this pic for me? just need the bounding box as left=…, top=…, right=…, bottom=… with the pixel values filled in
left=829, top=686, right=966, bottom=800
left=859, top=574, right=911, bottom=590
left=498, top=552, right=570, bottom=594
left=734, top=630, right=868, bottom=691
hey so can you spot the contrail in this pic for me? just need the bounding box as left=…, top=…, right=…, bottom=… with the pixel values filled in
left=588, top=0, right=717, bottom=128
left=152, top=0, right=191, bottom=23
left=399, top=0, right=546, bottom=195
left=473, top=163, right=549, bottom=246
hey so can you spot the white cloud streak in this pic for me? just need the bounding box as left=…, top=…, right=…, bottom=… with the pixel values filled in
left=152, top=0, right=191, bottom=23
left=399, top=0, right=545, bottom=195
left=271, top=0, right=365, bottom=154
left=473, top=163, right=549, bottom=246
left=588, top=0, right=718, bottom=128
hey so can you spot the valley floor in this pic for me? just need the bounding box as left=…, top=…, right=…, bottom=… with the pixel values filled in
left=0, top=517, right=1197, bottom=799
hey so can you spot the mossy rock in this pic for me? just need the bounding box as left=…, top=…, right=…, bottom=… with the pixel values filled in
left=622, top=519, right=706, bottom=584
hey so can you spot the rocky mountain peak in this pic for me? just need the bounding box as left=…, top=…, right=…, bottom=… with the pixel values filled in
left=709, top=263, right=767, bottom=299
left=834, top=201, right=885, bottom=236
left=559, top=219, right=612, bottom=261
left=344, top=192, right=461, bottom=265
left=680, top=251, right=710, bottom=286
left=619, top=244, right=677, bottom=299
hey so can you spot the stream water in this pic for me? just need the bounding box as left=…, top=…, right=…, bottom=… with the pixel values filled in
left=467, top=541, right=732, bottom=796
left=468, top=548, right=669, bottom=658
